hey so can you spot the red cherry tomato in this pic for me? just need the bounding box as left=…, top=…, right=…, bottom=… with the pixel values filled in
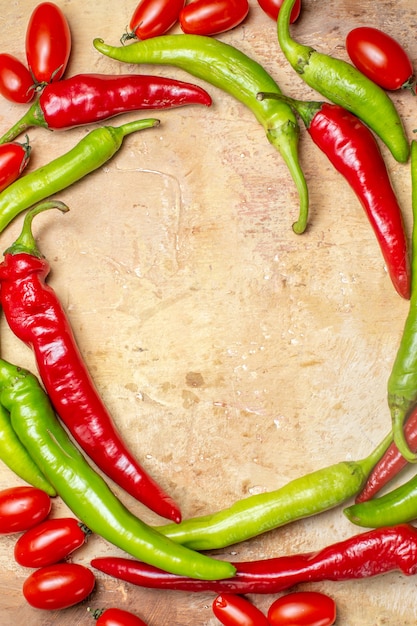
left=267, top=591, right=336, bottom=626
left=0, top=53, right=34, bottom=104
left=14, top=517, right=91, bottom=568
left=0, top=486, right=51, bottom=534
left=0, top=138, right=31, bottom=193
left=212, top=593, right=270, bottom=626
left=257, top=0, right=301, bottom=23
left=180, top=0, right=249, bottom=36
left=127, top=0, right=185, bottom=40
left=25, top=2, right=72, bottom=84
left=23, top=563, right=95, bottom=610
left=346, top=26, right=415, bottom=91
left=94, top=607, right=148, bottom=626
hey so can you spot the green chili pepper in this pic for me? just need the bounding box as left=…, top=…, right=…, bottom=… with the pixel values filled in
left=0, top=118, right=159, bottom=233
left=387, top=140, right=417, bottom=461
left=0, top=342, right=235, bottom=580
left=344, top=467, right=417, bottom=528
left=155, top=434, right=392, bottom=550
left=93, top=34, right=309, bottom=234
left=0, top=402, right=56, bottom=496
left=277, top=0, right=409, bottom=163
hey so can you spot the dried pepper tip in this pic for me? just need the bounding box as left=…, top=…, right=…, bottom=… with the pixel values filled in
left=4, top=200, right=69, bottom=258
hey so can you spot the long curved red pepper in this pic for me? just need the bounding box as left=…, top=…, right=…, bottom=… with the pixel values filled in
left=0, top=204, right=181, bottom=523
left=357, top=405, right=417, bottom=502
left=91, top=524, right=417, bottom=593
left=258, top=94, right=411, bottom=300
left=0, top=73, right=212, bottom=143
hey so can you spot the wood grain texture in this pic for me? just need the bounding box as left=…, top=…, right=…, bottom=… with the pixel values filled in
left=0, top=0, right=417, bottom=624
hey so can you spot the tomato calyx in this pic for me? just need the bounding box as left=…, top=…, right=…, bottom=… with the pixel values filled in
left=401, top=74, right=416, bottom=94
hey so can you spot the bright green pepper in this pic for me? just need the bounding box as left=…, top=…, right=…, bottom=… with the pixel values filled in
left=344, top=469, right=417, bottom=528
left=0, top=350, right=235, bottom=580
left=93, top=34, right=310, bottom=233
left=277, top=0, right=409, bottom=163
left=155, top=434, right=392, bottom=550
left=0, top=402, right=56, bottom=496
left=387, top=140, right=417, bottom=461
left=0, top=118, right=158, bottom=233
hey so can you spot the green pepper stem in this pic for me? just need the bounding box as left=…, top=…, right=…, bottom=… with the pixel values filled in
left=4, top=200, right=69, bottom=258
left=277, top=0, right=313, bottom=72
left=117, top=117, right=160, bottom=138
left=258, top=92, right=323, bottom=130
left=0, top=101, right=46, bottom=145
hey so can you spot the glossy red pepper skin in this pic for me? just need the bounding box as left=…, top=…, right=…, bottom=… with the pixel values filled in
left=302, top=100, right=410, bottom=299
left=356, top=407, right=417, bottom=502
left=91, top=524, right=417, bottom=593
left=0, top=73, right=212, bottom=143
left=0, top=249, right=181, bottom=523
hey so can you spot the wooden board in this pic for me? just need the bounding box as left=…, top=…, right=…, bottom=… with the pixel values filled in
left=0, top=0, right=417, bottom=624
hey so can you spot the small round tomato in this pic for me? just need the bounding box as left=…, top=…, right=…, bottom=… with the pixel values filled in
left=92, top=607, right=148, bottom=626
left=267, top=591, right=336, bottom=626
left=25, top=1, right=72, bottom=84
left=0, top=486, right=51, bottom=534
left=180, top=0, right=249, bottom=36
left=212, top=593, right=270, bottom=626
left=0, top=53, right=34, bottom=104
left=23, top=563, right=95, bottom=610
left=346, top=27, right=415, bottom=91
left=14, top=517, right=91, bottom=568
left=257, top=0, right=301, bottom=23
left=126, top=0, right=185, bottom=41
left=0, top=138, right=31, bottom=193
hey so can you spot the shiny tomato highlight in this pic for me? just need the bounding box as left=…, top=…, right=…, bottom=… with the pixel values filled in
left=212, top=593, right=270, bottom=626
left=14, top=517, right=91, bottom=568
left=180, top=0, right=250, bottom=36
left=0, top=486, right=51, bottom=534
left=267, top=591, right=336, bottom=626
left=25, top=1, right=72, bottom=84
left=128, top=0, right=185, bottom=40
left=23, top=563, right=95, bottom=610
left=257, top=0, right=301, bottom=23
left=95, top=607, right=148, bottom=626
left=0, top=53, right=34, bottom=104
left=346, top=26, right=415, bottom=91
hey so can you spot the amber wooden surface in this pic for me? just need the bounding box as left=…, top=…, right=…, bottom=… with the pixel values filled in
left=1, top=1, right=417, bottom=624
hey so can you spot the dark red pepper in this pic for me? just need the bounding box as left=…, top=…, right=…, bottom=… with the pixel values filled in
left=0, top=203, right=181, bottom=523
left=356, top=406, right=417, bottom=502
left=0, top=72, right=212, bottom=144
left=91, top=524, right=417, bottom=593
left=258, top=93, right=411, bottom=300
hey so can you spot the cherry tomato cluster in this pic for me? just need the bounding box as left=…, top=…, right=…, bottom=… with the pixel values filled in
left=0, top=2, right=71, bottom=105
left=0, top=486, right=147, bottom=623
left=212, top=591, right=336, bottom=626
left=125, top=0, right=301, bottom=41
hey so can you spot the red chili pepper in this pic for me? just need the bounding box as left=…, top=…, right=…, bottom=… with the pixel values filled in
left=0, top=204, right=181, bottom=523
left=356, top=406, right=417, bottom=502
left=0, top=73, right=212, bottom=144
left=258, top=93, right=411, bottom=300
left=91, top=524, right=417, bottom=593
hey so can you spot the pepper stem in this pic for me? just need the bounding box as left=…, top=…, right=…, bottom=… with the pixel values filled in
left=277, top=0, right=313, bottom=73
left=4, top=200, right=69, bottom=258
left=0, top=100, right=46, bottom=145
left=357, top=431, right=394, bottom=476
left=258, top=92, right=323, bottom=130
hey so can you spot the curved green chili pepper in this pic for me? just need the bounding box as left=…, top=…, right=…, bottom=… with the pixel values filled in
left=93, top=35, right=309, bottom=234
left=155, top=434, right=392, bottom=550
left=0, top=117, right=159, bottom=233
left=344, top=469, right=417, bottom=528
left=0, top=333, right=234, bottom=580
left=277, top=0, right=409, bottom=163
left=387, top=140, right=417, bottom=461
left=0, top=402, right=56, bottom=496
